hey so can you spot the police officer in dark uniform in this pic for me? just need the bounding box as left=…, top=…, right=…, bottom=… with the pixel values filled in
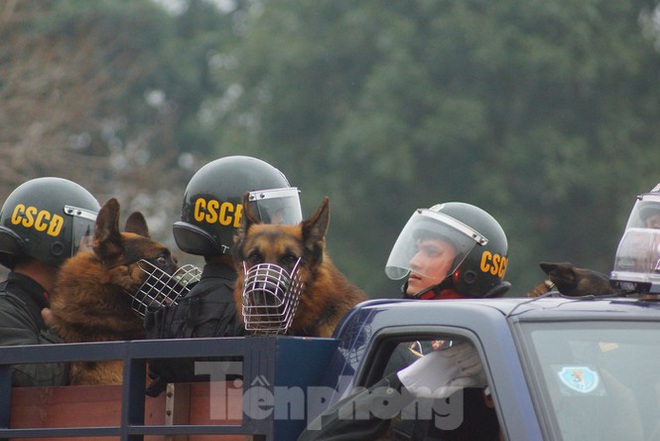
left=144, top=155, right=302, bottom=394
left=0, top=177, right=100, bottom=387
left=298, top=202, right=510, bottom=441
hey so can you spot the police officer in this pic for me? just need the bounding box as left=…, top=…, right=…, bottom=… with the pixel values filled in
left=298, top=202, right=510, bottom=441
left=629, top=183, right=660, bottom=229
left=145, top=155, right=302, bottom=394
left=383, top=202, right=510, bottom=368
left=0, top=177, right=100, bottom=387
left=384, top=202, right=509, bottom=439
left=386, top=202, right=510, bottom=301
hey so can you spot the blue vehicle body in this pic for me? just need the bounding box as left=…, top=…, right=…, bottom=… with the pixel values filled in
left=317, top=296, right=660, bottom=440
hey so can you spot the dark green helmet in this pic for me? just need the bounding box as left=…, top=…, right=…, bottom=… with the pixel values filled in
left=173, top=156, right=301, bottom=256
left=0, top=177, right=100, bottom=269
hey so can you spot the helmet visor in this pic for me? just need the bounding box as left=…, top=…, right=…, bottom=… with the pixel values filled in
left=65, top=205, right=97, bottom=257
left=385, top=208, right=487, bottom=282
left=248, top=187, right=303, bottom=225
left=625, top=194, right=660, bottom=230
left=610, top=227, right=660, bottom=293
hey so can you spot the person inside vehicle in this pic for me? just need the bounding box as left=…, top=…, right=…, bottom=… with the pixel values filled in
left=619, top=183, right=660, bottom=230
left=144, top=155, right=303, bottom=395
left=0, top=177, right=100, bottom=387
left=298, top=202, right=510, bottom=440
left=644, top=210, right=660, bottom=229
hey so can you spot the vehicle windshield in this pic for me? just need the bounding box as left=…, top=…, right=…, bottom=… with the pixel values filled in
left=520, top=321, right=660, bottom=441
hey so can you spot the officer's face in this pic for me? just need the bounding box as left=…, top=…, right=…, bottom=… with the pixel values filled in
left=407, top=237, right=456, bottom=295
left=646, top=213, right=660, bottom=229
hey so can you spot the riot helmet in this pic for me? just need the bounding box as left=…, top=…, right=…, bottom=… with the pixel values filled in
left=173, top=156, right=302, bottom=256
left=0, top=177, right=100, bottom=269
left=386, top=202, right=509, bottom=299
left=623, top=183, right=660, bottom=230
left=610, top=228, right=660, bottom=295
left=610, top=183, right=660, bottom=294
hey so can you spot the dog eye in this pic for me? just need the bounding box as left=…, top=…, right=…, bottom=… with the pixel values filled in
left=247, top=252, right=263, bottom=266
left=280, top=254, right=299, bottom=268
left=155, top=256, right=169, bottom=267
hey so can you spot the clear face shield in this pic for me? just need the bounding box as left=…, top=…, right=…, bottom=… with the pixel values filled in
left=624, top=193, right=660, bottom=230
left=247, top=187, right=303, bottom=225
left=385, top=208, right=487, bottom=288
left=241, top=259, right=305, bottom=334
left=65, top=205, right=98, bottom=256
left=610, top=227, right=660, bottom=294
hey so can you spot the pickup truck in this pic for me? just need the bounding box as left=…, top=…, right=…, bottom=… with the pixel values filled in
left=1, top=295, right=659, bottom=440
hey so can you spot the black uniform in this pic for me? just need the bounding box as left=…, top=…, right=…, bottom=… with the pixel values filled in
left=0, top=272, right=68, bottom=387
left=144, top=262, right=245, bottom=395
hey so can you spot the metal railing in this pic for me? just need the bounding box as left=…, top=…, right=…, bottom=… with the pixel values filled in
left=0, top=336, right=339, bottom=440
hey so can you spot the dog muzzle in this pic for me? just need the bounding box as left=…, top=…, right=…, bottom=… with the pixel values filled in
left=127, top=260, right=202, bottom=317
left=241, top=259, right=304, bottom=334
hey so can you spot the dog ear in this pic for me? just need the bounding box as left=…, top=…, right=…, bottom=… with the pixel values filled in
left=540, top=262, right=577, bottom=287
left=236, top=192, right=260, bottom=242
left=539, top=261, right=560, bottom=276
left=302, top=197, right=330, bottom=261
left=242, top=192, right=262, bottom=228
left=93, top=198, right=124, bottom=266
left=125, top=211, right=150, bottom=238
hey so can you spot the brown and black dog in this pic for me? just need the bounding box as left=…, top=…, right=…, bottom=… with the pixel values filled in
left=49, top=198, right=179, bottom=385
left=233, top=196, right=367, bottom=338
left=526, top=261, right=616, bottom=298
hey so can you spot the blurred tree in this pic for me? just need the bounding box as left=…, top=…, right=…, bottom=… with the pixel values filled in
left=3, top=0, right=660, bottom=298
left=213, top=0, right=660, bottom=296
left=0, top=0, right=237, bottom=254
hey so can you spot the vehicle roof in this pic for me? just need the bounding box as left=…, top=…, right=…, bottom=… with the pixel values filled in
left=337, top=295, right=660, bottom=335
left=366, top=294, right=660, bottom=313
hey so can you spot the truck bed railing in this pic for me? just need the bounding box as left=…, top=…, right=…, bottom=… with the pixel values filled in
left=0, top=336, right=339, bottom=440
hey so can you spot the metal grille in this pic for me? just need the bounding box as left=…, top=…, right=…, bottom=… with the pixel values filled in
left=241, top=259, right=304, bottom=334
left=128, top=261, right=202, bottom=317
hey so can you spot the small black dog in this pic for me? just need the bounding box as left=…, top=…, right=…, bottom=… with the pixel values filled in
left=527, top=261, right=616, bottom=297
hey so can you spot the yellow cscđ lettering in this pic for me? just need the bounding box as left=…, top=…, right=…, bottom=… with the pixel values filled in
left=206, top=200, right=219, bottom=224
left=480, top=251, right=508, bottom=278
left=193, top=198, right=243, bottom=228
left=193, top=199, right=206, bottom=223
left=47, top=215, right=64, bottom=236
left=10, top=204, right=64, bottom=237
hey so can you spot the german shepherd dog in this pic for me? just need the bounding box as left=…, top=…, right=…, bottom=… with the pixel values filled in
left=49, top=198, right=179, bottom=385
left=233, top=196, right=367, bottom=338
left=526, top=261, right=616, bottom=298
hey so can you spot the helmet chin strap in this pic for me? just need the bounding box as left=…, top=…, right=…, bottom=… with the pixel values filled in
left=483, top=281, right=511, bottom=298
left=404, top=277, right=454, bottom=300
left=403, top=279, right=512, bottom=300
